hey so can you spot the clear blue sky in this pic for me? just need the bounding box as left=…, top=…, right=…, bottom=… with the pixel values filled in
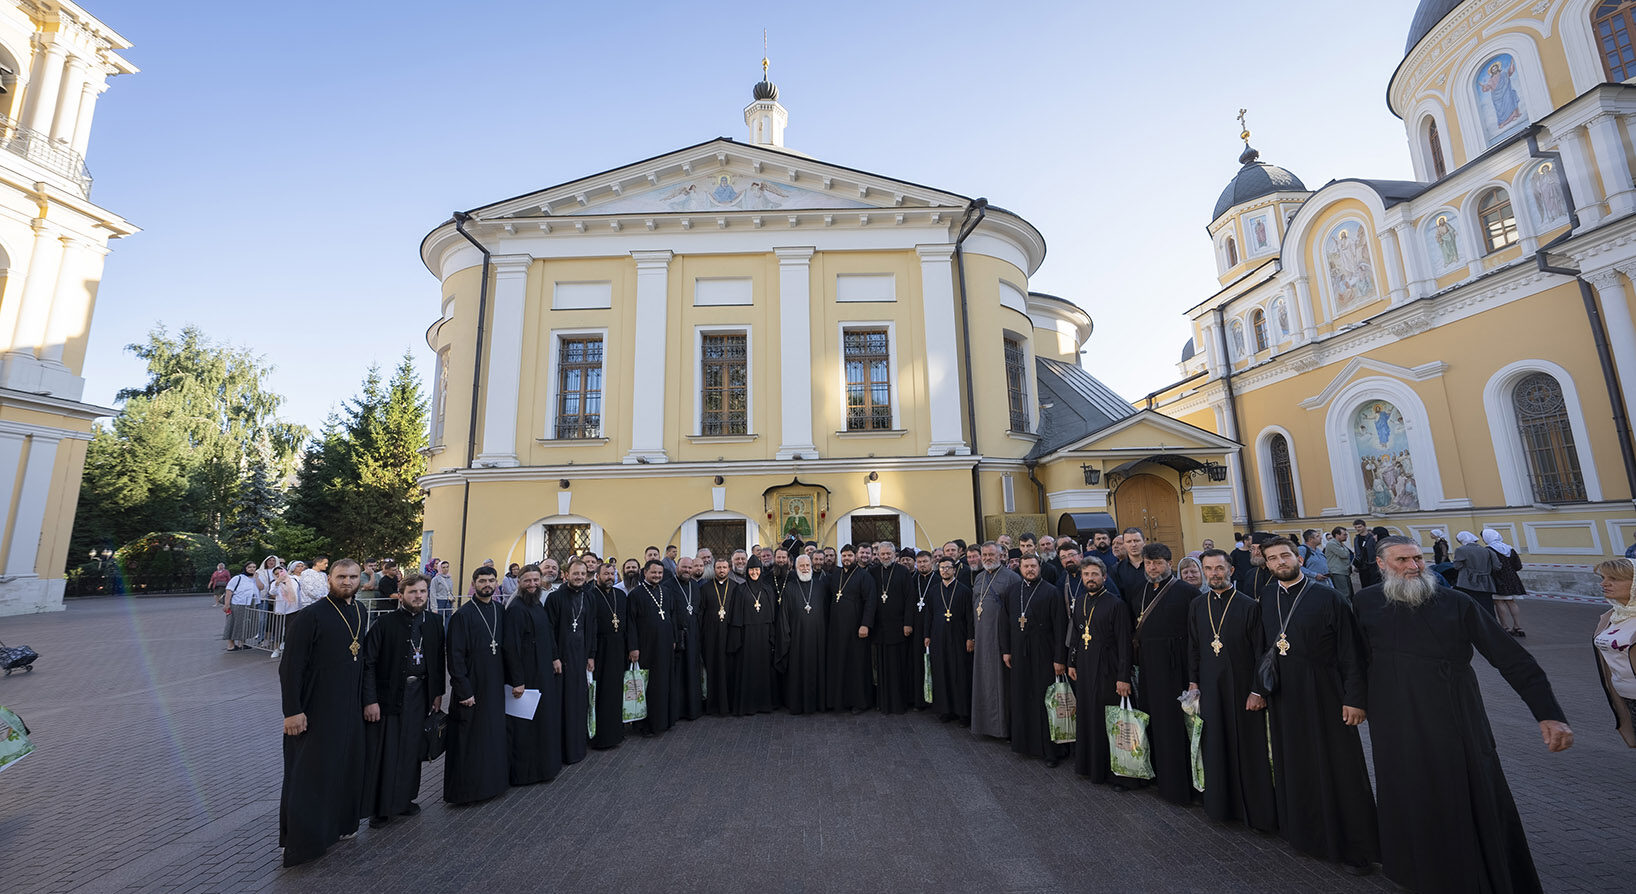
left=81, top=0, right=1421, bottom=433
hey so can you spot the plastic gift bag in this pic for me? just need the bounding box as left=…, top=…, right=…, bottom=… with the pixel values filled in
left=1105, top=696, right=1154, bottom=779
left=1046, top=675, right=1076, bottom=744
left=587, top=672, right=597, bottom=740
left=621, top=664, right=649, bottom=723
left=922, top=652, right=933, bottom=704
left=1178, top=689, right=1204, bottom=792
left=0, top=705, right=33, bottom=776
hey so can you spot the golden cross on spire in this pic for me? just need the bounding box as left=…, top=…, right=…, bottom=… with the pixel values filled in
left=1237, top=108, right=1251, bottom=145
left=762, top=29, right=769, bottom=78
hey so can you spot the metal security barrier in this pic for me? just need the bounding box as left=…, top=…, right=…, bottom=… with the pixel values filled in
left=234, top=598, right=403, bottom=655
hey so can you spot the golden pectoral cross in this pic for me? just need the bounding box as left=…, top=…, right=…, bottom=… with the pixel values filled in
left=612, top=617, right=620, bottom=632
left=754, top=599, right=762, bottom=612
left=944, top=609, right=952, bottom=621
left=1210, top=636, right=1223, bottom=656
left=718, top=608, right=727, bottom=621
left=1276, top=633, right=1290, bottom=656
left=1082, top=628, right=1092, bottom=647
left=349, top=639, right=360, bottom=660
left=1019, top=616, right=1028, bottom=632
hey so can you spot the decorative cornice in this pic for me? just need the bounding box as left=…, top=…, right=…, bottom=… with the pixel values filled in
left=419, top=453, right=980, bottom=488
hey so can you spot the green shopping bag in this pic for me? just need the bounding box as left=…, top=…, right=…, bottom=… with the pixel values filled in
left=0, top=705, right=33, bottom=776
left=1046, top=675, right=1076, bottom=744
left=587, top=673, right=597, bottom=740
left=621, top=664, right=649, bottom=722
left=1105, top=696, right=1154, bottom=779
left=922, top=652, right=933, bottom=704
left=1185, top=712, right=1205, bottom=792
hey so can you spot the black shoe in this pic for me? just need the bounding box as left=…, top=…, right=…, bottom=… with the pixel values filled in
left=368, top=816, right=390, bottom=829
left=1110, top=783, right=1129, bottom=792
left=1045, top=759, right=1060, bottom=768
left=399, top=802, right=420, bottom=817
left=1344, top=862, right=1375, bottom=876
left=1514, top=628, right=1526, bottom=637
left=850, top=707, right=865, bottom=715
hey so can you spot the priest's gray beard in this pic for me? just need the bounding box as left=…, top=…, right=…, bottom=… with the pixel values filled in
left=1382, top=567, right=1438, bottom=607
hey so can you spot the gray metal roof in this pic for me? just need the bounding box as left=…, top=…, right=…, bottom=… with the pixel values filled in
left=1405, top=0, right=1463, bottom=55
left=1213, top=146, right=1307, bottom=220
left=1180, top=337, right=1196, bottom=362
left=1031, top=358, right=1137, bottom=458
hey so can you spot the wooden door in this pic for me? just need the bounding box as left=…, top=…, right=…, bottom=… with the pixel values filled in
left=1115, top=474, right=1183, bottom=554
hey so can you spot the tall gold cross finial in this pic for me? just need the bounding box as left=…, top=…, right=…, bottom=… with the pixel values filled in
left=762, top=29, right=769, bottom=78
left=1237, top=108, right=1251, bottom=145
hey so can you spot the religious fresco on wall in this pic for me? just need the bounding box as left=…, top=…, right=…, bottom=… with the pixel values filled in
left=1243, top=211, right=1275, bottom=255
left=1324, top=220, right=1376, bottom=312
left=1474, top=53, right=1528, bottom=145
left=1270, top=297, right=1291, bottom=341
left=1425, top=211, right=1462, bottom=272
left=1352, top=401, right=1420, bottom=512
left=575, top=172, right=870, bottom=214
left=1229, top=320, right=1247, bottom=357
left=1527, top=161, right=1570, bottom=230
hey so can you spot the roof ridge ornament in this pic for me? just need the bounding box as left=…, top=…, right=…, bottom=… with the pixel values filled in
left=1236, top=108, right=1259, bottom=165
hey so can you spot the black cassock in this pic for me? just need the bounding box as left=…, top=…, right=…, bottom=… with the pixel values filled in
left=547, top=583, right=595, bottom=764
left=1187, top=589, right=1275, bottom=831
left=729, top=574, right=778, bottom=714
left=777, top=575, right=830, bottom=714
left=502, top=596, right=563, bottom=785
left=628, top=580, right=683, bottom=735
left=999, top=578, right=1068, bottom=761
left=589, top=583, right=635, bottom=750
left=444, top=598, right=509, bottom=804
left=872, top=562, right=915, bottom=715
left=1259, top=579, right=1377, bottom=866
left=668, top=578, right=704, bottom=721
left=1068, top=588, right=1132, bottom=782
left=362, top=606, right=445, bottom=820
left=701, top=577, right=736, bottom=716
left=1111, top=559, right=1147, bottom=608
left=279, top=596, right=366, bottom=867
left=923, top=576, right=972, bottom=720
left=1353, top=584, right=1566, bottom=894
left=826, top=565, right=878, bottom=711
left=1130, top=576, right=1193, bottom=804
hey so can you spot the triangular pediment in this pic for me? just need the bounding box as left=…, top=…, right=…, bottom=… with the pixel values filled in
left=1047, top=410, right=1241, bottom=458
left=1297, top=356, right=1448, bottom=410
left=476, top=138, right=966, bottom=221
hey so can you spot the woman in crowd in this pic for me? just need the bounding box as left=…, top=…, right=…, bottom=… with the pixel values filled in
left=1452, top=530, right=1497, bottom=615
left=1593, top=558, right=1636, bottom=748
left=1486, top=529, right=1527, bottom=637
left=269, top=564, right=299, bottom=659
left=1175, top=555, right=1204, bottom=592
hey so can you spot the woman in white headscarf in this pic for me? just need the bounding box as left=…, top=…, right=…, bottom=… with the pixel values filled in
left=1484, top=528, right=1527, bottom=636
left=1451, top=531, right=1496, bottom=616
left=1430, top=528, right=1450, bottom=565
left=1592, top=558, right=1636, bottom=747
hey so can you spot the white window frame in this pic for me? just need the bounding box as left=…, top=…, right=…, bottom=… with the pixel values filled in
left=1255, top=425, right=1306, bottom=520
left=836, top=320, right=901, bottom=432
left=543, top=327, right=610, bottom=440
left=693, top=324, right=754, bottom=437
left=1001, top=328, right=1037, bottom=433
left=1483, top=359, right=1602, bottom=505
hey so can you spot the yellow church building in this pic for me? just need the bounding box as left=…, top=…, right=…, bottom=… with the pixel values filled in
left=418, top=68, right=1241, bottom=578
left=0, top=0, right=134, bottom=616
left=1148, top=0, right=1636, bottom=592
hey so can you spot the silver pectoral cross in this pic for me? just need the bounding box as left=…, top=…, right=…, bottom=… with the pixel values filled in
left=412, top=649, right=423, bottom=665
left=489, top=639, right=498, bottom=655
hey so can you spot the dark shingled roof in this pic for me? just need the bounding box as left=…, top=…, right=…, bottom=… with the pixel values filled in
left=1031, top=358, right=1137, bottom=458
left=1180, top=337, right=1196, bottom=362
left=1405, top=0, right=1463, bottom=56
left=1213, top=145, right=1307, bottom=220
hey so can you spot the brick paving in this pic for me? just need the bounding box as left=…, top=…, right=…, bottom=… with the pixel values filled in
left=0, top=593, right=1629, bottom=893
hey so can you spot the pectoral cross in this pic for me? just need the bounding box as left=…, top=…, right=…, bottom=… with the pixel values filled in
left=612, top=616, right=620, bottom=632
left=917, top=597, right=925, bottom=611
left=572, top=618, right=579, bottom=633
left=1276, top=633, right=1290, bottom=656
left=659, top=608, right=666, bottom=621
left=881, top=590, right=889, bottom=603
left=412, top=648, right=423, bottom=666
left=1082, top=628, right=1092, bottom=647
left=349, top=640, right=360, bottom=660
left=944, top=609, right=952, bottom=621
left=1019, top=616, right=1028, bottom=632
left=754, top=598, right=762, bottom=612
left=1210, top=636, right=1223, bottom=656
left=489, top=639, right=498, bottom=655
left=804, top=603, right=812, bottom=613
left=718, top=607, right=727, bottom=621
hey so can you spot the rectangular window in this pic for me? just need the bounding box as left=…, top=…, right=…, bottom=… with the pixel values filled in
left=555, top=337, right=603, bottom=439
left=1004, top=336, right=1028, bottom=431
left=843, top=328, right=893, bottom=431
left=430, top=350, right=449, bottom=446
left=543, top=523, right=590, bottom=560
left=700, top=332, right=749, bottom=435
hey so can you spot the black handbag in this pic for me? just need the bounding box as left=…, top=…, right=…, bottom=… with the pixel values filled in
left=1257, top=647, right=1279, bottom=695
left=421, top=710, right=448, bottom=761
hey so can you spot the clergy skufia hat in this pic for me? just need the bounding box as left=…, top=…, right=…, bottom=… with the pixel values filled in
left=1008, top=548, right=1023, bottom=559
left=1250, top=531, right=1277, bottom=546
left=898, top=547, right=916, bottom=559
left=746, top=555, right=763, bottom=571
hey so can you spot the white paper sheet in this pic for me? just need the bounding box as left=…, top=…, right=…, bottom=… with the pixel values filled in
left=503, top=688, right=541, bottom=720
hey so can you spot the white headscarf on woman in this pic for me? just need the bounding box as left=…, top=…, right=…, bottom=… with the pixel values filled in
left=1456, top=531, right=1479, bottom=545
left=1609, top=558, right=1636, bottom=625
left=1431, top=528, right=1447, bottom=540
left=1481, top=528, right=1514, bottom=557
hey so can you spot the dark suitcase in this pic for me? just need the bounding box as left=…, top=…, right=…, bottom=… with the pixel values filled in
left=0, top=638, right=38, bottom=675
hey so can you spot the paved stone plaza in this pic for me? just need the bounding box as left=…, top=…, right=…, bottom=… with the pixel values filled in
left=0, top=594, right=1627, bottom=893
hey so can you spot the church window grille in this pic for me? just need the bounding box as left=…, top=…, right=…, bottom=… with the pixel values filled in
left=1478, top=188, right=1519, bottom=253
left=1269, top=434, right=1298, bottom=519
left=1427, top=119, right=1447, bottom=179
left=554, top=336, right=603, bottom=439
left=700, top=332, right=748, bottom=435
left=1512, top=372, right=1587, bottom=503
left=1251, top=309, right=1270, bottom=353
left=1596, top=2, right=1636, bottom=81
left=1004, top=336, right=1028, bottom=431
left=543, top=524, right=591, bottom=561
left=843, top=328, right=893, bottom=431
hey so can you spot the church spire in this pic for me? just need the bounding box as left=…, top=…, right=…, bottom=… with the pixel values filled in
left=745, top=31, right=787, bottom=147
left=1236, top=108, right=1259, bottom=165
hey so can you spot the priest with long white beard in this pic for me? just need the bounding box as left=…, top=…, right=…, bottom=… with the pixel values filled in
left=1353, top=536, right=1573, bottom=894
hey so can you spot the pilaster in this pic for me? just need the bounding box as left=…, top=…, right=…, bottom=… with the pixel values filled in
left=625, top=250, right=673, bottom=464
left=473, top=253, right=532, bottom=468
left=774, top=246, right=818, bottom=460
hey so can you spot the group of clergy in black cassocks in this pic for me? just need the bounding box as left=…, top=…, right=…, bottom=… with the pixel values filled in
left=278, top=528, right=1575, bottom=894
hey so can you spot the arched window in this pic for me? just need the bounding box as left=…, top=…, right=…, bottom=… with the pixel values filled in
left=1478, top=188, right=1519, bottom=253
left=1225, top=237, right=1238, bottom=266
left=1269, top=434, right=1298, bottom=519
left=1250, top=309, right=1269, bottom=353
left=1595, top=2, right=1636, bottom=82
left=1513, top=372, right=1587, bottom=502
left=1427, top=118, right=1447, bottom=179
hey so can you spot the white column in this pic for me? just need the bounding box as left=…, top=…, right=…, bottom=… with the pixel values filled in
left=5, top=433, right=59, bottom=577
left=21, top=39, right=66, bottom=135
left=1589, top=113, right=1636, bottom=218
left=1557, top=126, right=1606, bottom=225
left=68, top=77, right=105, bottom=158
left=1586, top=267, right=1636, bottom=432
left=1, top=221, right=63, bottom=394
left=1291, top=275, right=1319, bottom=341
left=774, top=246, right=819, bottom=460
left=917, top=243, right=969, bottom=456
left=1379, top=226, right=1410, bottom=305
left=42, top=238, right=100, bottom=365
left=1205, top=318, right=1227, bottom=377
left=625, top=250, right=673, bottom=464
left=1280, top=282, right=1308, bottom=346
left=48, top=56, right=85, bottom=144
left=1392, top=222, right=1432, bottom=298
left=474, top=253, right=531, bottom=468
